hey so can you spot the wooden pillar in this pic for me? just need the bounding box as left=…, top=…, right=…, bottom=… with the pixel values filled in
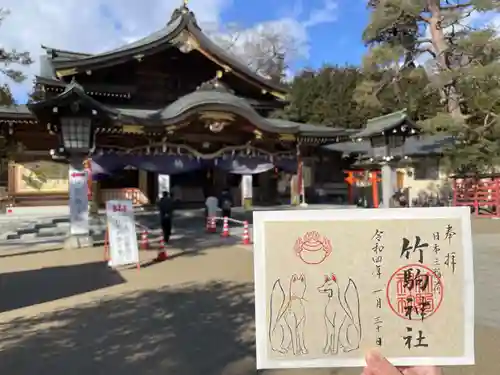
left=344, top=170, right=355, bottom=205
left=138, top=169, right=149, bottom=204
left=296, top=142, right=306, bottom=206
left=370, top=171, right=380, bottom=208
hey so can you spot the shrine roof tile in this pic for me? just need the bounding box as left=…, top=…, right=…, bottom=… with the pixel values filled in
left=40, top=7, right=287, bottom=95
left=323, top=134, right=454, bottom=156
left=0, top=105, right=34, bottom=119
left=355, top=109, right=420, bottom=138
left=0, top=88, right=352, bottom=138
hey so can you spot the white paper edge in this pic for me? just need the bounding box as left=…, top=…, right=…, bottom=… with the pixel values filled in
left=253, top=207, right=475, bottom=369
left=105, top=199, right=140, bottom=268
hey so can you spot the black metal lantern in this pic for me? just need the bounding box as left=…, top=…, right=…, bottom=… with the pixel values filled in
left=60, top=116, right=94, bottom=154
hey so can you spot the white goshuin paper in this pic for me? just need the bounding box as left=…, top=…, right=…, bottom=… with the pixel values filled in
left=253, top=207, right=474, bottom=369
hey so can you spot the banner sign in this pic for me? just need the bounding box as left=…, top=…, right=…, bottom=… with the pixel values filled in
left=69, top=165, right=89, bottom=235
left=158, top=174, right=170, bottom=198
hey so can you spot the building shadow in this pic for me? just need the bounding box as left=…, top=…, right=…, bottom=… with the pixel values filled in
left=139, top=230, right=246, bottom=268
left=0, top=281, right=258, bottom=375
left=0, top=246, right=62, bottom=259
left=0, top=261, right=126, bottom=313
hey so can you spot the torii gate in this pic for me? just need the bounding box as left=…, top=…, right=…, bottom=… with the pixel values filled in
left=344, top=170, right=381, bottom=208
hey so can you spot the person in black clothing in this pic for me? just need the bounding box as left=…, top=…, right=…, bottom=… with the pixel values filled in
left=219, top=188, right=233, bottom=218
left=157, top=191, right=174, bottom=243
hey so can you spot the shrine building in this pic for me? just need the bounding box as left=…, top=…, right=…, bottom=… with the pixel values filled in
left=0, top=3, right=357, bottom=212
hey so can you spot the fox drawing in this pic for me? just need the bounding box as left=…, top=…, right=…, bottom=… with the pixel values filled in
left=317, top=273, right=362, bottom=354
left=268, top=274, right=308, bottom=356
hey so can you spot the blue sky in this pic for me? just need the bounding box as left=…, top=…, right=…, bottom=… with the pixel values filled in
left=222, top=0, right=370, bottom=70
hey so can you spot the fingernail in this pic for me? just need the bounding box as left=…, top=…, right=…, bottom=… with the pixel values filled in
left=366, top=349, right=383, bottom=364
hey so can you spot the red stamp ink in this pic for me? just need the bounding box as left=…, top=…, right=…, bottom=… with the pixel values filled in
left=294, top=231, right=332, bottom=265
left=386, top=264, right=444, bottom=320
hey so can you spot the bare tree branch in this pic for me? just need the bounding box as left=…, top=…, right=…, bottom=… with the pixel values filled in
left=440, top=2, right=473, bottom=11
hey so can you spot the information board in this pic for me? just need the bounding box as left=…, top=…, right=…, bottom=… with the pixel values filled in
left=105, top=199, right=140, bottom=268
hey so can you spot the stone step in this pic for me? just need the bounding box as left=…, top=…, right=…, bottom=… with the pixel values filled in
left=34, top=222, right=57, bottom=230
left=37, top=227, right=70, bottom=236
left=17, top=227, right=38, bottom=236
left=52, top=217, right=69, bottom=224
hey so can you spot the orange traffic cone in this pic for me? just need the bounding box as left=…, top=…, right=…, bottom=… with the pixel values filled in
left=210, top=216, right=217, bottom=233
left=155, top=238, right=168, bottom=261
left=104, top=228, right=110, bottom=261
left=222, top=216, right=230, bottom=237
left=242, top=221, right=251, bottom=245
left=206, top=216, right=212, bottom=233
left=141, top=229, right=149, bottom=250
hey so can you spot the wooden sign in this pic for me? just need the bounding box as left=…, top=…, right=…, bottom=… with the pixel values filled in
left=253, top=207, right=474, bottom=369
left=15, top=161, right=68, bottom=193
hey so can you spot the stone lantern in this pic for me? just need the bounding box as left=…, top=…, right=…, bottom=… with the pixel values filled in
left=354, top=110, right=420, bottom=208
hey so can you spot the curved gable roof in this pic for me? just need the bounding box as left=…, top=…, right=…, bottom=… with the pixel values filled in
left=43, top=6, right=288, bottom=96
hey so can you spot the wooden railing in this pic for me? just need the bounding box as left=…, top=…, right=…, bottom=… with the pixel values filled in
left=453, top=177, right=500, bottom=217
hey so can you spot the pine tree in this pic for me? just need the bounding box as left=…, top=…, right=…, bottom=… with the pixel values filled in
left=0, top=9, right=33, bottom=105
left=358, top=0, right=500, bottom=172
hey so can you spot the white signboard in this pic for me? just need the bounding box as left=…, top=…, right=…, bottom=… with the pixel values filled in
left=105, top=199, right=139, bottom=267
left=69, top=165, right=89, bottom=235
left=158, top=174, right=170, bottom=198
left=242, top=174, right=253, bottom=198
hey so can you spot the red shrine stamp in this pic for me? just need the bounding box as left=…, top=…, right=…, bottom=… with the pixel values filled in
left=294, top=231, right=332, bottom=265
left=386, top=264, right=444, bottom=320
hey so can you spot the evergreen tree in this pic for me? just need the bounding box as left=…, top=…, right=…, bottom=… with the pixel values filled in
left=0, top=9, right=33, bottom=105
left=27, top=79, right=45, bottom=103
left=282, top=66, right=372, bottom=127
left=0, top=84, right=14, bottom=105
left=358, top=0, right=500, bottom=172
left=276, top=64, right=442, bottom=128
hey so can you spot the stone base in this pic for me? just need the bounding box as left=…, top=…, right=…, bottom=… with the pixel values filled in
left=243, top=197, right=253, bottom=211
left=63, top=234, right=94, bottom=250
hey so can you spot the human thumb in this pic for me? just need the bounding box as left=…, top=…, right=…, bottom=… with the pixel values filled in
left=365, top=349, right=401, bottom=375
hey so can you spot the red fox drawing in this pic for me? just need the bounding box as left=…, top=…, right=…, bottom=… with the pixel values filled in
left=317, top=273, right=362, bottom=354
left=268, top=274, right=308, bottom=356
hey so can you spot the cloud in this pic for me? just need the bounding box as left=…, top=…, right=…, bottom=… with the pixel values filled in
left=0, top=0, right=339, bottom=101
left=209, top=0, right=339, bottom=77
left=304, top=0, right=338, bottom=28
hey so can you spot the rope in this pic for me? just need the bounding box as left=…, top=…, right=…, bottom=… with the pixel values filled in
left=211, top=216, right=246, bottom=225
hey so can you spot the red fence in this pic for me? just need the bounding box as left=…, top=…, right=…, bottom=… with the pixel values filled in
left=452, top=176, right=500, bottom=217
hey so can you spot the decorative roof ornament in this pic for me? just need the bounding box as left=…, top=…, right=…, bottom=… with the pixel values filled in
left=168, top=0, right=200, bottom=28
left=196, top=70, right=234, bottom=94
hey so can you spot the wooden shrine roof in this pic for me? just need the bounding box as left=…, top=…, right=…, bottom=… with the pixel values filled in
left=0, top=80, right=353, bottom=139
left=38, top=4, right=287, bottom=97
left=323, top=134, right=455, bottom=157
left=354, top=109, right=420, bottom=138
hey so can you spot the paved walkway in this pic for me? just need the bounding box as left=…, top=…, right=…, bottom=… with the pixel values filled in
left=0, top=222, right=498, bottom=375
